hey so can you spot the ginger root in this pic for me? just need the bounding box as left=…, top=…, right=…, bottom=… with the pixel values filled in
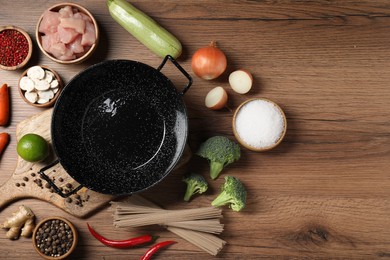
left=1, top=205, right=35, bottom=240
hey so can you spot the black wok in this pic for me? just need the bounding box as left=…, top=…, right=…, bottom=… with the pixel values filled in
left=39, top=56, right=192, bottom=196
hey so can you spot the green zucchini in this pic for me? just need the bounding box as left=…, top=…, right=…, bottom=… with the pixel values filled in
left=107, top=0, right=182, bottom=59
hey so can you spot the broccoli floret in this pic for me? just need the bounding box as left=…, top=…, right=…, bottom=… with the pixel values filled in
left=196, top=136, right=241, bottom=180
left=183, top=173, right=209, bottom=202
left=211, top=176, right=246, bottom=211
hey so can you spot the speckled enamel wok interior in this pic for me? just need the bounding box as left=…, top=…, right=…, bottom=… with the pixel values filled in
left=51, top=59, right=190, bottom=195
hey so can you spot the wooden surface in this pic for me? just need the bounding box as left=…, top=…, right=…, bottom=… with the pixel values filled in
left=0, top=0, right=389, bottom=259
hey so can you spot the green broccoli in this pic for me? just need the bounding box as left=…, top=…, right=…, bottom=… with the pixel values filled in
left=211, top=176, right=246, bottom=211
left=196, top=136, right=241, bottom=180
left=183, top=173, right=209, bottom=202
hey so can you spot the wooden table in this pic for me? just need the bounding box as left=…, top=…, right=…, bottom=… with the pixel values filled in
left=1, top=1, right=389, bottom=259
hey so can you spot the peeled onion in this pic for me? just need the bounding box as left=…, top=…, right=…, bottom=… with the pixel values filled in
left=205, top=86, right=228, bottom=110
left=191, top=41, right=227, bottom=80
left=229, top=69, right=253, bottom=94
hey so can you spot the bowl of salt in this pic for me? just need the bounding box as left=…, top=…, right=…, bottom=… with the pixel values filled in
left=232, top=98, right=287, bottom=152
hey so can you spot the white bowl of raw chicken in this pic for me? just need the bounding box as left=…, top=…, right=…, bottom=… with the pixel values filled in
left=36, top=3, right=99, bottom=64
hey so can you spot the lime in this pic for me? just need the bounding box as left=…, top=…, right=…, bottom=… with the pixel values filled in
left=17, top=133, right=49, bottom=162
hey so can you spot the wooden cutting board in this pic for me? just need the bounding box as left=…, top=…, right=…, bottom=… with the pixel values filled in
left=0, top=109, right=191, bottom=218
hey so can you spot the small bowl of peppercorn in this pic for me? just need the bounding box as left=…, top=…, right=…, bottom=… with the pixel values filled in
left=32, top=217, right=78, bottom=259
left=0, top=26, right=33, bottom=70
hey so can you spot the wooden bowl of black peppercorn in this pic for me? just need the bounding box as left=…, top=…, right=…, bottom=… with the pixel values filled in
left=32, top=217, right=78, bottom=259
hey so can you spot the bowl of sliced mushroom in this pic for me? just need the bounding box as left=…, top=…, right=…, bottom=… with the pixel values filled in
left=19, top=65, right=63, bottom=107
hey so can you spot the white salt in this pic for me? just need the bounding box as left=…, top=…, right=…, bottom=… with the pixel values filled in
left=235, top=99, right=285, bottom=149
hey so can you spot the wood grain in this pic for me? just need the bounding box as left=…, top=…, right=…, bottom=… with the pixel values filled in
left=0, top=0, right=389, bottom=259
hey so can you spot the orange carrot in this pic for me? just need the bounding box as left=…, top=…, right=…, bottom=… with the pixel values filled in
left=0, top=84, right=10, bottom=126
left=0, top=132, right=10, bottom=156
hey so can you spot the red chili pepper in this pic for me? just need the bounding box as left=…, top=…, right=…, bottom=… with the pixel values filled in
left=140, top=240, right=177, bottom=260
left=0, top=84, right=10, bottom=126
left=0, top=132, right=10, bottom=156
left=87, top=223, right=157, bottom=249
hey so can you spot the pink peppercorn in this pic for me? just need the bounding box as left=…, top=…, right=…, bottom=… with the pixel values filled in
left=0, top=29, right=29, bottom=67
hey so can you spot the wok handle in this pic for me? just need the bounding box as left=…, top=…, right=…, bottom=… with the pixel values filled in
left=38, top=160, right=83, bottom=198
left=157, top=55, right=193, bottom=96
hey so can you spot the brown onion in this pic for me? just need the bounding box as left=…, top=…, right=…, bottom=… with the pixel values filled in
left=191, top=41, right=227, bottom=80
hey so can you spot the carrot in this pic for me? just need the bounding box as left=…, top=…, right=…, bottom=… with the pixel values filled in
left=0, top=132, right=10, bottom=156
left=0, top=84, right=10, bottom=126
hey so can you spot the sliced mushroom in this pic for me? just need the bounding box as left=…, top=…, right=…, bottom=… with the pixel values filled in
left=27, top=66, right=45, bottom=80
left=20, top=76, right=35, bottom=92
left=38, top=89, right=54, bottom=100
left=34, top=79, right=51, bottom=91
left=37, top=98, right=50, bottom=104
left=43, top=71, right=54, bottom=83
left=50, top=80, right=59, bottom=89
left=25, top=91, right=38, bottom=103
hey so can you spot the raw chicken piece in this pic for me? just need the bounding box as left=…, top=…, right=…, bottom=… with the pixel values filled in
left=61, top=45, right=76, bottom=61
left=81, top=21, right=96, bottom=46
left=41, top=35, right=52, bottom=53
left=75, top=46, right=91, bottom=58
left=73, top=12, right=93, bottom=23
left=67, top=35, right=84, bottom=54
left=49, top=42, right=67, bottom=58
left=59, top=54, right=76, bottom=61
left=58, top=25, right=79, bottom=44
left=41, top=32, right=60, bottom=53
left=59, top=5, right=73, bottom=18
left=60, top=17, right=86, bottom=34
left=79, top=12, right=92, bottom=22
left=50, top=42, right=75, bottom=61
left=39, top=10, right=60, bottom=34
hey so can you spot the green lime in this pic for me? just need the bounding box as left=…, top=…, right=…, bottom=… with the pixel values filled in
left=17, top=133, right=49, bottom=162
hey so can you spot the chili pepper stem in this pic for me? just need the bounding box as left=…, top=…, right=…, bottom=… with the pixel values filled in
left=150, top=235, right=159, bottom=243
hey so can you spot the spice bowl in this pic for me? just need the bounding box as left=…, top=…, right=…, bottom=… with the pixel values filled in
left=18, top=65, right=63, bottom=108
left=36, top=3, right=99, bottom=64
left=32, top=217, right=78, bottom=259
left=0, top=25, right=33, bottom=70
left=232, top=98, right=287, bottom=152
